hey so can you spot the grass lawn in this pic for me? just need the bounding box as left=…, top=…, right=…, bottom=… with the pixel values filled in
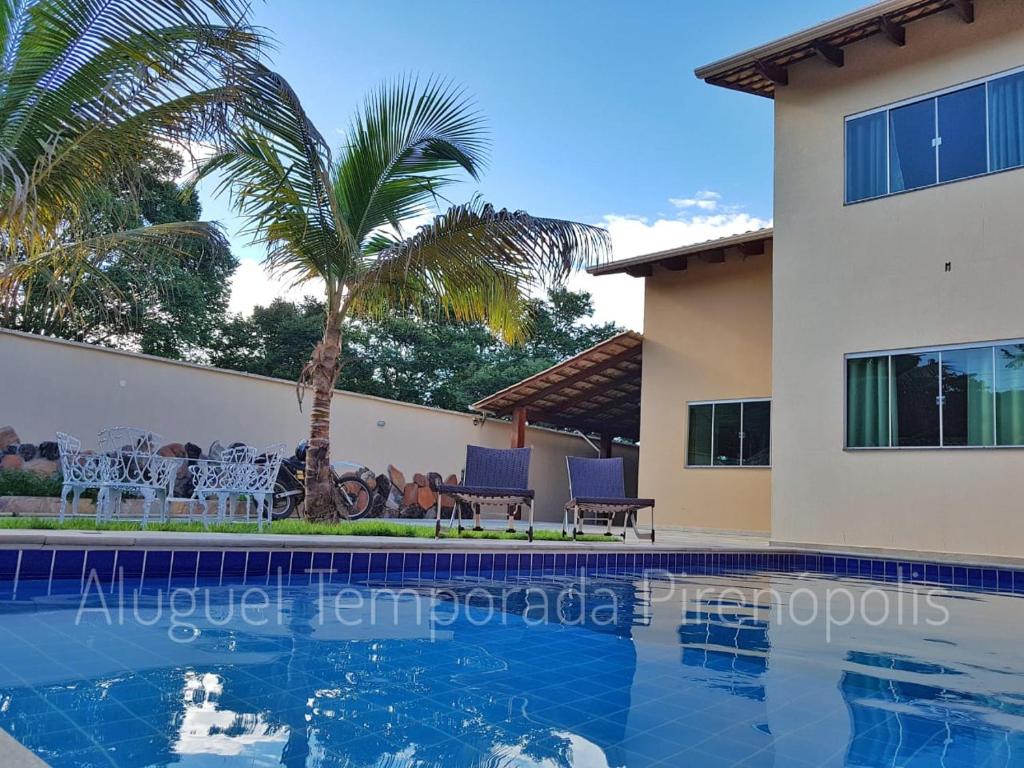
left=0, top=517, right=619, bottom=543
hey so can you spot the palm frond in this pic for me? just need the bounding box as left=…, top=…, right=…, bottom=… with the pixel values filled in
left=1, top=219, right=226, bottom=327
left=194, top=65, right=345, bottom=289
left=333, top=76, right=488, bottom=246
left=349, top=197, right=612, bottom=343
left=0, top=0, right=262, bottom=236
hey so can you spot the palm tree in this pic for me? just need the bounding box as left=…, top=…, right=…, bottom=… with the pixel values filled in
left=200, top=70, right=612, bottom=520
left=0, top=0, right=262, bottom=320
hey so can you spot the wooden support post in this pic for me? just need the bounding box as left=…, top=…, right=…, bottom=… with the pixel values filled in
left=511, top=406, right=528, bottom=449
left=599, top=433, right=614, bottom=459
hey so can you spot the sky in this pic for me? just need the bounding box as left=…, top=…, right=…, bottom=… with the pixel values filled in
left=200, top=0, right=867, bottom=330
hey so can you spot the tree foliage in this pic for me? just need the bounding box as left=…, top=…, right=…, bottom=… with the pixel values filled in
left=210, top=288, right=622, bottom=413
left=0, top=143, right=236, bottom=359
left=0, top=0, right=262, bottom=331
left=198, top=72, right=612, bottom=518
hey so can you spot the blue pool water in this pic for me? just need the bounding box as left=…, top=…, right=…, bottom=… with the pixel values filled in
left=0, top=556, right=1021, bottom=767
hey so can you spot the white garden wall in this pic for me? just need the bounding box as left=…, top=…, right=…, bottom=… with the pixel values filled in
left=0, top=329, right=637, bottom=522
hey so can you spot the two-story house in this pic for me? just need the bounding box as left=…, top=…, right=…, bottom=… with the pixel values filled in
left=593, top=0, right=1024, bottom=558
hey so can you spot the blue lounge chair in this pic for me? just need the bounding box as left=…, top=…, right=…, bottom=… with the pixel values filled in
left=434, top=445, right=535, bottom=541
left=564, top=456, right=655, bottom=542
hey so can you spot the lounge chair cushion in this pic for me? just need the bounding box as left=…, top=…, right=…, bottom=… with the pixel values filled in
left=437, top=484, right=535, bottom=500
left=569, top=497, right=655, bottom=509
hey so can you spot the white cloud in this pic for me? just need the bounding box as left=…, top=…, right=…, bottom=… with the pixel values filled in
left=159, top=138, right=218, bottom=183
left=224, top=193, right=771, bottom=333
left=227, top=260, right=323, bottom=315
left=225, top=210, right=437, bottom=315
left=569, top=191, right=772, bottom=332
left=668, top=189, right=722, bottom=211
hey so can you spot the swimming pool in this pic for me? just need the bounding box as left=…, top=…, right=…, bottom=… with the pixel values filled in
left=0, top=550, right=1020, bottom=767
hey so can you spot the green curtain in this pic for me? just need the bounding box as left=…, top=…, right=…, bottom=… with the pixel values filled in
left=687, top=404, right=713, bottom=466
left=996, top=344, right=1024, bottom=445
left=945, top=347, right=995, bottom=446
left=847, top=356, right=890, bottom=447
left=846, top=113, right=887, bottom=202
left=989, top=72, right=1024, bottom=172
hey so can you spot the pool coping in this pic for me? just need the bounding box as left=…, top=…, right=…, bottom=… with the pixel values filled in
left=773, top=539, right=1024, bottom=571
left=0, top=727, right=49, bottom=767
left=0, top=528, right=1022, bottom=572
left=0, top=529, right=738, bottom=553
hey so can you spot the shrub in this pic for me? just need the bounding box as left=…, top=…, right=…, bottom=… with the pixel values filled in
left=0, top=470, right=63, bottom=498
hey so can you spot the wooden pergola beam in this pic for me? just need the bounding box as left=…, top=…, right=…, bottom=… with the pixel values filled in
left=754, top=59, right=788, bottom=87
left=530, top=411, right=640, bottom=442
left=625, top=264, right=653, bottom=278
left=951, top=0, right=974, bottom=23
left=879, top=15, right=906, bottom=46
left=505, top=345, right=642, bottom=411
left=812, top=40, right=844, bottom=68
left=739, top=239, right=766, bottom=257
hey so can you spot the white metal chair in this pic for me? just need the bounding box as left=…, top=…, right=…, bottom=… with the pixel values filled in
left=95, top=426, right=175, bottom=525
left=191, top=444, right=284, bottom=530
left=97, top=426, right=163, bottom=456
left=56, top=432, right=106, bottom=521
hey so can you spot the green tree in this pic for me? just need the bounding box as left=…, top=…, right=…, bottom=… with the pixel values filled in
left=339, top=287, right=622, bottom=411
left=212, top=298, right=326, bottom=380
left=200, top=73, right=611, bottom=519
left=0, top=0, right=262, bottom=328
left=210, top=288, right=621, bottom=414
left=1, top=143, right=237, bottom=360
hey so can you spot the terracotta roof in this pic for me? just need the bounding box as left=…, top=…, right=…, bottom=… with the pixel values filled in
left=695, top=0, right=977, bottom=98
left=588, top=228, right=772, bottom=278
left=471, top=331, right=643, bottom=440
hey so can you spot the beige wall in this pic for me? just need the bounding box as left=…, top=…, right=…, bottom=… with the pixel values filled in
left=773, top=0, right=1024, bottom=556
left=0, top=329, right=636, bottom=522
left=638, top=247, right=773, bottom=532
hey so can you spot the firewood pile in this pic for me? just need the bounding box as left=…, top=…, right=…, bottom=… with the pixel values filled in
left=362, top=464, right=459, bottom=519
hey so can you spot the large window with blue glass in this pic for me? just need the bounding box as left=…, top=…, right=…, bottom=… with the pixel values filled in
left=687, top=399, right=771, bottom=466
left=846, top=341, right=1024, bottom=448
left=845, top=68, right=1024, bottom=203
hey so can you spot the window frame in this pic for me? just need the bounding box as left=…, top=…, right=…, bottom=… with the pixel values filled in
left=844, top=338, right=1024, bottom=451
left=844, top=64, right=1024, bottom=205
left=686, top=397, right=772, bottom=468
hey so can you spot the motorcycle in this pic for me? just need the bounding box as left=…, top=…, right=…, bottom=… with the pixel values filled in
left=271, top=441, right=373, bottom=521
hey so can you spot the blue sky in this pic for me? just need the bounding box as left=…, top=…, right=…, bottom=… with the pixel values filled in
left=203, top=0, right=866, bottom=328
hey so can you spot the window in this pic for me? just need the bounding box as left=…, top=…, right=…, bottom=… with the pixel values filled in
left=845, top=67, right=1024, bottom=203
left=889, top=99, right=936, bottom=192
left=687, top=399, right=771, bottom=467
left=846, top=340, right=1024, bottom=448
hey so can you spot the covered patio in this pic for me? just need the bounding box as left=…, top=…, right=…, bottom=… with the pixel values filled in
left=471, top=331, right=643, bottom=454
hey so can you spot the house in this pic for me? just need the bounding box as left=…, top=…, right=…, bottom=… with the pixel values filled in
left=593, top=0, right=1024, bottom=558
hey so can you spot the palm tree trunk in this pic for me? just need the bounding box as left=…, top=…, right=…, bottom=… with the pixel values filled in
left=303, top=310, right=343, bottom=521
